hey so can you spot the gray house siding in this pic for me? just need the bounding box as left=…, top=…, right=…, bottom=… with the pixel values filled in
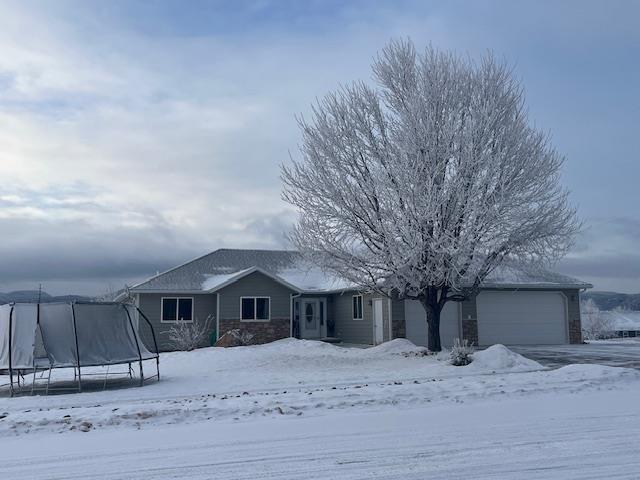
left=460, top=295, right=478, bottom=345
left=137, top=293, right=217, bottom=351
left=391, top=296, right=406, bottom=339
left=216, top=271, right=296, bottom=344
left=380, top=296, right=391, bottom=342
left=331, top=291, right=374, bottom=345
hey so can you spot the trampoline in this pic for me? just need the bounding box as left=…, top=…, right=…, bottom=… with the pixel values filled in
left=0, top=302, right=159, bottom=396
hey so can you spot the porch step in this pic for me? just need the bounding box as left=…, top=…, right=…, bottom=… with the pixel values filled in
left=320, top=337, right=342, bottom=344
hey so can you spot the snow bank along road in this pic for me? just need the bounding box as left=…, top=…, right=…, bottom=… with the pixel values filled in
left=2, top=388, right=640, bottom=480
left=1, top=339, right=639, bottom=478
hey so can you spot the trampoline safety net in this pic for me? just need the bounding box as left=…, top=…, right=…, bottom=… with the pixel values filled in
left=0, top=302, right=159, bottom=396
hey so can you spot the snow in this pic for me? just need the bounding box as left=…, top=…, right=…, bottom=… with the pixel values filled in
left=0, top=339, right=639, bottom=478
left=200, top=267, right=254, bottom=291
left=278, top=265, right=356, bottom=292
left=362, top=337, right=428, bottom=355
left=481, top=261, right=590, bottom=288
left=3, top=387, right=640, bottom=479
left=467, top=344, right=543, bottom=371
left=601, top=310, right=640, bottom=330
left=199, top=263, right=357, bottom=293
left=589, top=337, right=640, bottom=344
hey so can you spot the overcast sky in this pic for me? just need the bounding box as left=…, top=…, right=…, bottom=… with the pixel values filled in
left=0, top=0, right=638, bottom=295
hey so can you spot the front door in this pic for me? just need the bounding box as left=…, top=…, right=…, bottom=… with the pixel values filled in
left=373, top=298, right=384, bottom=345
left=300, top=299, right=322, bottom=339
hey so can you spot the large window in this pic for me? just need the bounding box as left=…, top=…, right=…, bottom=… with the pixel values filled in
left=353, top=295, right=363, bottom=320
left=161, top=297, right=193, bottom=322
left=241, top=297, right=270, bottom=321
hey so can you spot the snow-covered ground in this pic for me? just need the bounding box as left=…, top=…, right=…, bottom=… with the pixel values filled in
left=1, top=339, right=639, bottom=478
left=589, top=337, right=640, bottom=344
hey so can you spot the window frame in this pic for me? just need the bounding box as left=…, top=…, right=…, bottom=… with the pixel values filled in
left=240, top=296, right=271, bottom=322
left=160, top=297, right=194, bottom=323
left=352, top=294, right=364, bottom=321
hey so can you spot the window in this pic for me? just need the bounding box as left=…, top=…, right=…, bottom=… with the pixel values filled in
left=353, top=295, right=363, bottom=320
left=240, top=297, right=270, bottom=321
left=161, top=297, right=193, bottom=322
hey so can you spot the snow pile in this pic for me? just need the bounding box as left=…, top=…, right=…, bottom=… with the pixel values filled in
left=468, top=344, right=543, bottom=372
left=364, top=338, right=428, bottom=356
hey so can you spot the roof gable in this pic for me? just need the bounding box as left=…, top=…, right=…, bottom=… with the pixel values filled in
left=201, top=266, right=301, bottom=293
left=130, top=249, right=301, bottom=292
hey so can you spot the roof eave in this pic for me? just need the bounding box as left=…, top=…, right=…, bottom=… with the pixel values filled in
left=479, top=282, right=593, bottom=290
left=128, top=289, right=214, bottom=295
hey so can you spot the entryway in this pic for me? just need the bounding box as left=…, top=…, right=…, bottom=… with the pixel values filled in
left=298, top=298, right=327, bottom=340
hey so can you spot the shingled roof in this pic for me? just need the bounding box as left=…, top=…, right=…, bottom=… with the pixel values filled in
left=131, top=249, right=302, bottom=292
left=129, top=248, right=591, bottom=294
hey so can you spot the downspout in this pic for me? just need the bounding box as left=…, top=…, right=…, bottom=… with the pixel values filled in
left=216, top=292, right=220, bottom=341
left=387, top=295, right=393, bottom=341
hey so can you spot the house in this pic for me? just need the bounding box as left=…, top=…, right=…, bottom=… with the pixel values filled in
left=126, top=248, right=592, bottom=351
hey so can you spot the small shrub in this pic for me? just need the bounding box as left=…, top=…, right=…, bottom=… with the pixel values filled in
left=165, top=314, right=214, bottom=351
left=215, top=328, right=256, bottom=347
left=449, top=338, right=474, bottom=366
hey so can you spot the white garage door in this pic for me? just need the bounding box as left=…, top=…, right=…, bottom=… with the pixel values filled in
left=477, top=291, right=567, bottom=345
left=405, top=300, right=460, bottom=348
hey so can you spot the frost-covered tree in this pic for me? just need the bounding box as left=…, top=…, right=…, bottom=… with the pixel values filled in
left=581, top=299, right=614, bottom=340
left=282, top=39, right=580, bottom=351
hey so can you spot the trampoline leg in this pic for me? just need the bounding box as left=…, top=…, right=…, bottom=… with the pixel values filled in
left=45, top=368, right=52, bottom=395
left=8, top=371, right=14, bottom=398
left=138, top=360, right=144, bottom=387
left=156, top=357, right=160, bottom=382
left=128, top=362, right=133, bottom=379
left=77, top=366, right=82, bottom=393
left=31, top=368, right=37, bottom=396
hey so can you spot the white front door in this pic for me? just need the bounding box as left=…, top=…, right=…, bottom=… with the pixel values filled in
left=373, top=298, right=384, bottom=345
left=300, top=299, right=322, bottom=339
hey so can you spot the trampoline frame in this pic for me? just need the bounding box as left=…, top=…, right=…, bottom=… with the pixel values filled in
left=3, top=302, right=160, bottom=397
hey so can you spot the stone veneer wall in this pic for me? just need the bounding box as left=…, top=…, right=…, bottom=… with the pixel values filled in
left=218, top=318, right=290, bottom=345
left=566, top=289, right=583, bottom=344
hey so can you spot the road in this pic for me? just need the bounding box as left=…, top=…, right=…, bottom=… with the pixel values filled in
left=1, top=387, right=639, bottom=480
left=511, top=342, right=640, bottom=369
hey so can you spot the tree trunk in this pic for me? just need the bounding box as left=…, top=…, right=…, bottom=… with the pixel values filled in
left=420, top=296, right=442, bottom=352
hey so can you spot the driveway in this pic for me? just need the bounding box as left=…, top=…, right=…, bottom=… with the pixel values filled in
left=511, top=342, right=640, bottom=369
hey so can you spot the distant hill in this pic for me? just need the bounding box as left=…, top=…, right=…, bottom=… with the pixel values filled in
left=0, top=290, right=93, bottom=305
left=582, top=291, right=640, bottom=311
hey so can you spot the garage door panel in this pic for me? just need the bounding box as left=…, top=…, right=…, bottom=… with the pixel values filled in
left=477, top=291, right=567, bottom=345
left=405, top=300, right=460, bottom=348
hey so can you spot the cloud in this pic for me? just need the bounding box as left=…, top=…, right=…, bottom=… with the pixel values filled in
left=558, top=217, right=640, bottom=293
left=0, top=1, right=638, bottom=294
